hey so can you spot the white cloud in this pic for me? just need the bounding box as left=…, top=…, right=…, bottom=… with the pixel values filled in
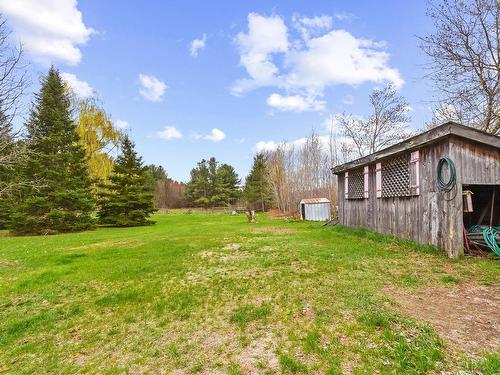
left=201, top=128, right=225, bottom=142
left=334, top=12, right=355, bottom=21
left=267, top=93, right=325, bottom=112
left=0, top=0, right=94, bottom=65
left=233, top=13, right=403, bottom=111
left=231, top=13, right=289, bottom=95
left=114, top=119, right=129, bottom=130
left=157, top=126, right=182, bottom=140
left=138, top=74, right=167, bottom=102
left=190, top=33, right=207, bottom=57
left=255, top=134, right=339, bottom=153
left=292, top=14, right=332, bottom=40
left=61, top=72, right=93, bottom=98
left=285, top=30, right=403, bottom=91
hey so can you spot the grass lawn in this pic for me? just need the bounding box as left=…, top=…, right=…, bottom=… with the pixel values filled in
left=0, top=212, right=498, bottom=374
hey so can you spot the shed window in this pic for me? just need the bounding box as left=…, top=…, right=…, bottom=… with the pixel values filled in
left=347, top=168, right=365, bottom=199
left=380, top=152, right=420, bottom=198
left=382, top=154, right=411, bottom=197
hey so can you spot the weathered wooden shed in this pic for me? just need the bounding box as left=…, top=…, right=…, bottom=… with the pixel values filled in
left=300, top=198, right=331, bottom=221
left=332, top=122, right=500, bottom=258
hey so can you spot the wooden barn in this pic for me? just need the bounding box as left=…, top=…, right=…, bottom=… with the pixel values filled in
left=332, top=122, right=500, bottom=258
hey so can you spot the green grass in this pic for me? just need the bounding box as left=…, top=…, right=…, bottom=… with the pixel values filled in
left=0, top=211, right=498, bottom=373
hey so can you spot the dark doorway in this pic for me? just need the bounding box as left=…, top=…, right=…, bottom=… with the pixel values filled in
left=463, top=185, right=499, bottom=228
left=301, top=203, right=306, bottom=220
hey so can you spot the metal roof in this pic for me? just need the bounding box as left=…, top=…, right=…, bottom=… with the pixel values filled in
left=300, top=198, right=330, bottom=204
left=332, top=122, right=500, bottom=174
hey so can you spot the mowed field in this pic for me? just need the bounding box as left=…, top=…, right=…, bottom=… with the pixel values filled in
left=0, top=212, right=498, bottom=374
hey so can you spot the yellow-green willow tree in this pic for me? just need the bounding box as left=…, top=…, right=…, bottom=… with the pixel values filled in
left=75, top=98, right=122, bottom=185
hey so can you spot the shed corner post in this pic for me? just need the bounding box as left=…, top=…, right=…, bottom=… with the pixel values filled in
left=445, top=142, right=464, bottom=258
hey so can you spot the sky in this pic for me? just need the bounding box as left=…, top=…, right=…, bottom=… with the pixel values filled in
left=0, top=0, right=437, bottom=182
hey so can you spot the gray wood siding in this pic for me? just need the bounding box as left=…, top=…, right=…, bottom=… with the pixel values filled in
left=337, top=137, right=500, bottom=257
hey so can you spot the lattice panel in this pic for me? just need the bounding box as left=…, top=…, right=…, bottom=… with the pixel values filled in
left=382, top=154, right=410, bottom=197
left=348, top=168, right=364, bottom=199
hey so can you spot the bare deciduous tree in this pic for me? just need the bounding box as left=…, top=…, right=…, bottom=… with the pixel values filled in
left=0, top=14, right=29, bottom=198
left=338, top=84, right=411, bottom=158
left=420, top=0, right=499, bottom=134
left=265, top=130, right=340, bottom=216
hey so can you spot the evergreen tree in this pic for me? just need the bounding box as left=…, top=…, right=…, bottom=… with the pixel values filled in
left=97, top=136, right=157, bottom=226
left=214, top=164, right=240, bottom=206
left=0, top=112, right=15, bottom=228
left=243, top=153, right=273, bottom=211
left=146, top=164, right=169, bottom=208
left=10, top=67, right=95, bottom=234
left=185, top=157, right=240, bottom=207
left=184, top=159, right=210, bottom=207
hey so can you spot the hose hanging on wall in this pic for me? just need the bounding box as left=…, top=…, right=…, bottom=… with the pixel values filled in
left=436, top=157, right=457, bottom=193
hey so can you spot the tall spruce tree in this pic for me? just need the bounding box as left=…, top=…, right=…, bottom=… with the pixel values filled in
left=97, top=136, right=157, bottom=226
left=184, top=159, right=210, bottom=207
left=243, top=153, right=273, bottom=211
left=214, top=164, right=240, bottom=206
left=10, top=67, right=95, bottom=234
left=184, top=157, right=240, bottom=207
left=0, top=112, right=15, bottom=228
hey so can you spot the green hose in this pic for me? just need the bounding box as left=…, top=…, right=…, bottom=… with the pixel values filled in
left=468, top=225, right=500, bottom=255
left=483, top=227, right=500, bottom=256
left=437, top=157, right=457, bottom=192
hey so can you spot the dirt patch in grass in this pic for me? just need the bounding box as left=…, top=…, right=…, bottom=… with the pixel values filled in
left=223, top=244, right=241, bottom=251
left=384, top=284, right=500, bottom=357
left=235, top=331, right=279, bottom=374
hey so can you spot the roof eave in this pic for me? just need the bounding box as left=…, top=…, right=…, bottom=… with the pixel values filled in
left=332, top=122, right=499, bottom=174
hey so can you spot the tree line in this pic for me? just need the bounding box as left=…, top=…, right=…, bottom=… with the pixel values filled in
left=0, top=66, right=158, bottom=234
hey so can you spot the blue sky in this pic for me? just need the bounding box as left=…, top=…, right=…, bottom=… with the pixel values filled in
left=0, top=0, right=436, bottom=181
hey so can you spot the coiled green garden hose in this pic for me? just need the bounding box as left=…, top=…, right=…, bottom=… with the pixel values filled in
left=437, top=157, right=457, bottom=192
left=483, top=227, right=500, bottom=256
left=468, top=225, right=500, bottom=256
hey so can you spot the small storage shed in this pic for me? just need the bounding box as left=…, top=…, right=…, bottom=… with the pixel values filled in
left=332, top=122, right=500, bottom=258
left=300, top=198, right=331, bottom=221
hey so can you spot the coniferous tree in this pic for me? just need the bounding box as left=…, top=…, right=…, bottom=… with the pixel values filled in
left=244, top=153, right=273, bottom=211
left=214, top=164, right=240, bottom=206
left=0, top=112, right=15, bottom=228
left=185, top=157, right=240, bottom=207
left=10, top=67, right=95, bottom=234
left=97, top=136, right=157, bottom=226
left=184, top=159, right=210, bottom=207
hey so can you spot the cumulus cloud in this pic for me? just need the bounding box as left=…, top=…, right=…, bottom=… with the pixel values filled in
left=190, top=33, right=207, bottom=57
left=139, top=74, right=167, bottom=102
left=231, top=13, right=288, bottom=95
left=292, top=14, right=332, bottom=40
left=157, top=126, right=182, bottom=140
left=255, top=134, right=341, bottom=153
left=61, top=72, right=93, bottom=97
left=285, top=30, right=403, bottom=91
left=195, top=128, right=225, bottom=142
left=267, top=93, right=325, bottom=112
left=114, top=119, right=129, bottom=130
left=232, top=12, right=403, bottom=111
left=0, top=0, right=94, bottom=65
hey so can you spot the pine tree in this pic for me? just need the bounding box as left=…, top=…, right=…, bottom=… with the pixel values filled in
left=0, top=111, right=15, bottom=228
left=244, top=153, right=273, bottom=211
left=97, top=136, right=157, bottom=226
left=184, top=159, right=210, bottom=207
left=10, top=67, right=95, bottom=234
left=214, top=164, right=240, bottom=206
left=184, top=157, right=240, bottom=207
